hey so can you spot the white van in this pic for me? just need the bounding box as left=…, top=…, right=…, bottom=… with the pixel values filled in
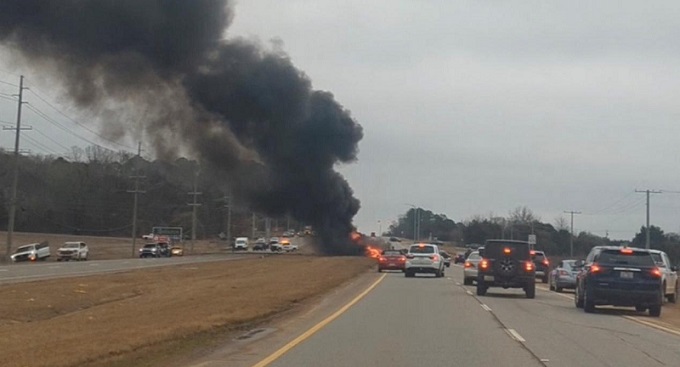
left=11, top=242, right=51, bottom=262
left=234, top=237, right=249, bottom=251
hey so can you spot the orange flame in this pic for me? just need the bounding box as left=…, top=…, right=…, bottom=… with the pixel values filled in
left=365, top=245, right=381, bottom=259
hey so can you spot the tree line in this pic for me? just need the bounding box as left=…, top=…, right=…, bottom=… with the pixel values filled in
left=0, top=146, right=299, bottom=240
left=386, top=207, right=680, bottom=264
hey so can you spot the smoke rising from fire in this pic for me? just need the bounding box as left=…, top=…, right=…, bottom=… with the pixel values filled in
left=0, top=0, right=363, bottom=254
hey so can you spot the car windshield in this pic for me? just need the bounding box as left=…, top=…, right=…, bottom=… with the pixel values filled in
left=650, top=253, right=663, bottom=264
left=15, top=245, right=34, bottom=253
left=561, top=260, right=578, bottom=270
left=598, top=250, right=655, bottom=266
left=63, top=244, right=79, bottom=249
left=143, top=244, right=156, bottom=249
left=383, top=251, right=401, bottom=256
left=409, top=245, right=435, bottom=254
left=468, top=253, right=481, bottom=260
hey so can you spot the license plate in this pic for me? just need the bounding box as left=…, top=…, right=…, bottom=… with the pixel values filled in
left=620, top=271, right=633, bottom=279
left=388, top=263, right=395, bottom=267
left=484, top=276, right=495, bottom=281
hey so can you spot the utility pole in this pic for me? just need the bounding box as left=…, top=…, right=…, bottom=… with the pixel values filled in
left=4, top=75, right=29, bottom=262
left=225, top=191, right=231, bottom=248
left=188, top=170, right=202, bottom=253
left=564, top=210, right=581, bottom=257
left=635, top=189, right=661, bottom=249
left=252, top=213, right=256, bottom=239
left=128, top=142, right=145, bottom=257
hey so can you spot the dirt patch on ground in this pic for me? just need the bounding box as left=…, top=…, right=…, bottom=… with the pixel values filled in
left=0, top=255, right=374, bottom=367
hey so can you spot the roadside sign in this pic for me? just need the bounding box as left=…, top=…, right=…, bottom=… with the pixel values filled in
left=528, top=234, right=537, bottom=245
left=152, top=227, right=183, bottom=242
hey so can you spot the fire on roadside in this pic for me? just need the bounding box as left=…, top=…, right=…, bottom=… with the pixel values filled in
left=365, top=245, right=381, bottom=259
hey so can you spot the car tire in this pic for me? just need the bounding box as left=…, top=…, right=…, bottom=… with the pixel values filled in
left=542, top=274, right=549, bottom=284
left=476, top=282, right=487, bottom=296
left=575, top=285, right=584, bottom=308
left=635, top=305, right=646, bottom=312
left=583, top=286, right=595, bottom=313
left=525, top=281, right=536, bottom=299
left=464, top=278, right=472, bottom=286
left=378, top=268, right=382, bottom=273
left=556, top=286, right=563, bottom=293
left=649, top=305, right=662, bottom=317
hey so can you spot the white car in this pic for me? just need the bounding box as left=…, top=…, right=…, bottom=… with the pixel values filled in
left=57, top=241, right=89, bottom=261
left=11, top=242, right=50, bottom=262
left=649, top=249, right=678, bottom=303
left=463, top=251, right=482, bottom=285
left=234, top=237, right=249, bottom=251
left=404, top=243, right=445, bottom=278
left=141, top=233, right=154, bottom=240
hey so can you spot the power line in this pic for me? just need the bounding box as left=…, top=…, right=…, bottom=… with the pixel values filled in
left=0, top=79, right=19, bottom=88
left=26, top=88, right=136, bottom=151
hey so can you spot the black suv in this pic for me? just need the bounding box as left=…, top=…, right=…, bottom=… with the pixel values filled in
left=476, top=240, right=536, bottom=298
left=574, top=246, right=663, bottom=316
left=531, top=250, right=550, bottom=283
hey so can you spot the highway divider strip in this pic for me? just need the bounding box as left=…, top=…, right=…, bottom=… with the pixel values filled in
left=251, top=273, right=387, bottom=367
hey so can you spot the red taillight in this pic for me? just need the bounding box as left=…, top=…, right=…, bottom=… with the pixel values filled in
left=431, top=255, right=440, bottom=262
left=543, top=259, right=549, bottom=266
left=620, top=248, right=633, bottom=254
left=590, top=264, right=601, bottom=274
left=530, top=250, right=536, bottom=255
left=379, top=257, right=386, bottom=262
left=503, top=247, right=512, bottom=255
left=399, top=257, right=406, bottom=262
left=651, top=268, right=662, bottom=278
left=464, top=261, right=472, bottom=268
left=525, top=262, right=534, bottom=272
left=480, top=259, right=489, bottom=270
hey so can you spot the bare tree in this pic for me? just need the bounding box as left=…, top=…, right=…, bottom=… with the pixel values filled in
left=554, top=216, right=569, bottom=231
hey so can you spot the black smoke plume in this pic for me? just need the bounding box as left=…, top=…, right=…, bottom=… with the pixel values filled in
left=0, top=0, right=363, bottom=254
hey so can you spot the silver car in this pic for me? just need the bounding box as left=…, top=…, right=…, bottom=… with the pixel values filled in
left=404, top=244, right=445, bottom=278
left=549, top=259, right=580, bottom=292
left=463, top=251, right=482, bottom=285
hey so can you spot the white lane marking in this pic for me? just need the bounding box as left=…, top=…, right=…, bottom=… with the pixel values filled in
left=0, top=269, right=8, bottom=272
left=506, top=328, right=526, bottom=342
left=540, top=359, right=550, bottom=363
left=466, top=290, right=473, bottom=296
left=480, top=304, right=492, bottom=312
left=455, top=282, right=461, bottom=285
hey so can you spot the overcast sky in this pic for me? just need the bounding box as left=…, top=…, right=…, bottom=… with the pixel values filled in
left=2, top=1, right=680, bottom=240
left=228, top=0, right=680, bottom=239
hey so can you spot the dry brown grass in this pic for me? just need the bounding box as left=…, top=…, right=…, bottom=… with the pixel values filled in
left=0, top=255, right=374, bottom=367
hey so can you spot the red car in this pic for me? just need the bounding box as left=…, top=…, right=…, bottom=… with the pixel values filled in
left=378, top=250, right=407, bottom=272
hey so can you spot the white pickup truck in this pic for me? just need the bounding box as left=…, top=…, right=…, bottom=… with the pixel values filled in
left=57, top=241, right=89, bottom=261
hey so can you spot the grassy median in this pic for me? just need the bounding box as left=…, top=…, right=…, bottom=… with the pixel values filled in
left=0, top=255, right=374, bottom=367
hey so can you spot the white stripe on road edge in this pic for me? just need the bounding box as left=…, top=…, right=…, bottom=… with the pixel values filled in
left=624, top=316, right=680, bottom=337
left=506, top=328, right=526, bottom=342
left=480, top=304, right=492, bottom=312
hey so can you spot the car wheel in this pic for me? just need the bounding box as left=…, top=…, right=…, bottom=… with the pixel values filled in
left=548, top=277, right=554, bottom=291
left=668, top=282, right=678, bottom=303
left=542, top=274, right=549, bottom=284
left=635, top=305, right=646, bottom=312
left=476, top=281, right=487, bottom=296
left=464, top=278, right=472, bottom=286
left=378, top=268, right=382, bottom=273
left=57, top=258, right=62, bottom=262
left=575, top=285, right=584, bottom=308
left=525, top=281, right=536, bottom=299
left=649, top=305, right=661, bottom=317
left=583, top=286, right=595, bottom=313
left=556, top=286, right=563, bottom=293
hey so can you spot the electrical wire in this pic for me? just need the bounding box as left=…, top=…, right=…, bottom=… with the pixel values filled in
left=26, top=88, right=136, bottom=151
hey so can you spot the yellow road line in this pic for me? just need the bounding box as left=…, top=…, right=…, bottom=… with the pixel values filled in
left=251, top=273, right=387, bottom=367
left=623, top=316, right=680, bottom=337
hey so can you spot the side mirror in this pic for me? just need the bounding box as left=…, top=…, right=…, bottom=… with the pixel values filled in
left=672, top=265, right=678, bottom=272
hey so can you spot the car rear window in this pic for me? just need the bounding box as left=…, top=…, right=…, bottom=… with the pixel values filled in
left=483, top=242, right=530, bottom=258
left=597, top=250, right=654, bottom=266
left=409, top=245, right=435, bottom=254
left=383, top=251, right=401, bottom=256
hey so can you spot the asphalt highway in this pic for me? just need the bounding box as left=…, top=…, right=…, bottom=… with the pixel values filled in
left=0, top=254, right=246, bottom=284
left=206, top=264, right=680, bottom=367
